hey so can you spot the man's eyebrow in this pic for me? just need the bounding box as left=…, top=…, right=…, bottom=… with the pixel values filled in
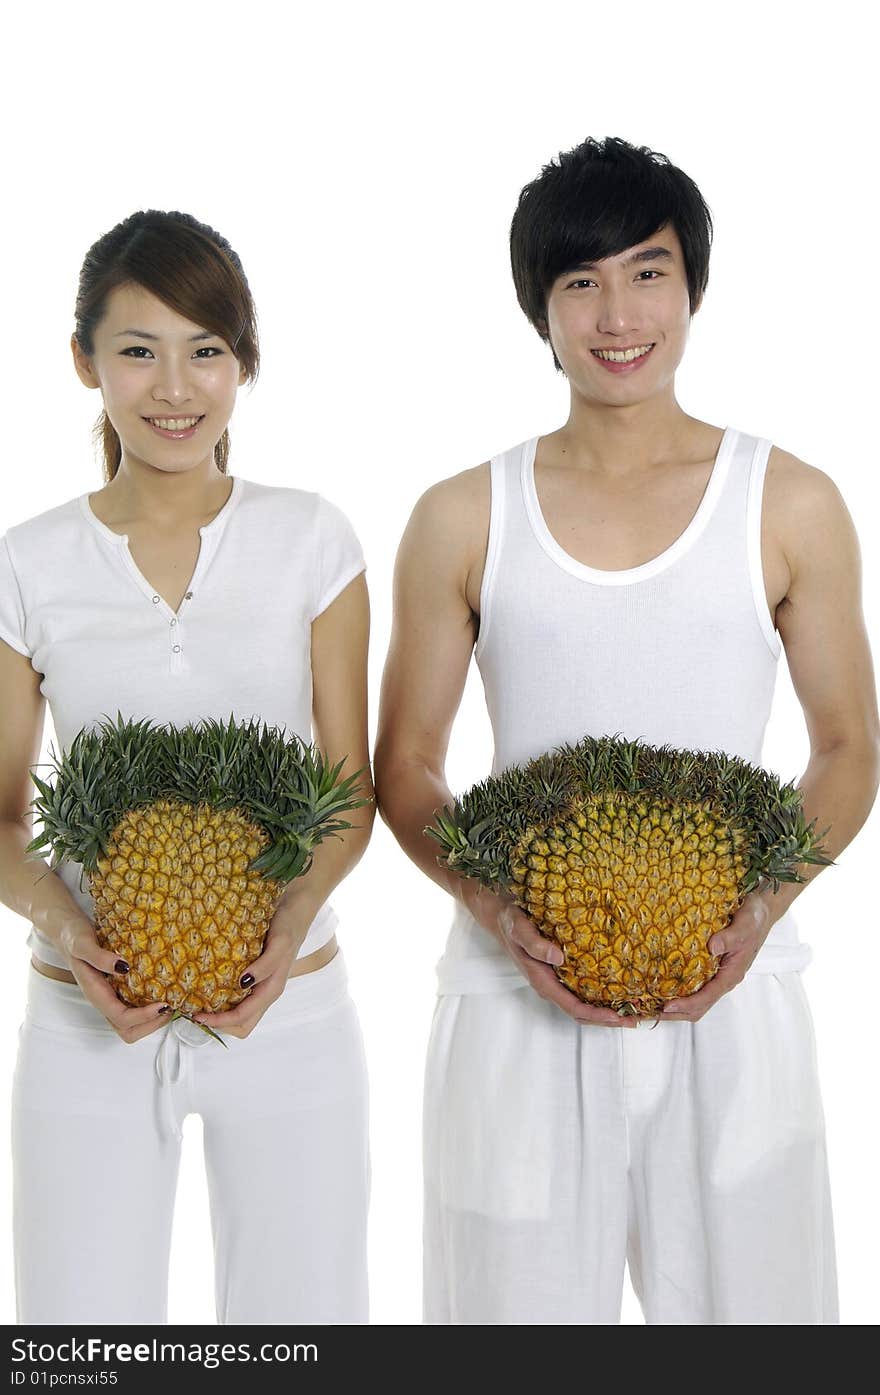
left=113, top=328, right=216, bottom=341
left=570, top=246, right=675, bottom=273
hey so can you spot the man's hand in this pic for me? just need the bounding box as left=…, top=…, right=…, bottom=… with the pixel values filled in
left=659, top=890, right=776, bottom=1022
left=462, top=880, right=638, bottom=1028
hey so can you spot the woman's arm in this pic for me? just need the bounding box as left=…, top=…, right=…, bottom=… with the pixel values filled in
left=274, top=570, right=375, bottom=931
left=0, top=640, right=70, bottom=938
left=0, top=641, right=171, bottom=1039
left=195, top=572, right=375, bottom=1036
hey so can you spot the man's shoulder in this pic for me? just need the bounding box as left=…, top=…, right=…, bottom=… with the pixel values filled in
left=393, top=463, right=492, bottom=585
left=765, top=443, right=854, bottom=570
left=406, top=461, right=490, bottom=536
left=765, top=443, right=846, bottom=518
left=417, top=461, right=490, bottom=509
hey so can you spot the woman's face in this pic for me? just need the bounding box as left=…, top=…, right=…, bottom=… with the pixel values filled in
left=72, top=283, right=246, bottom=476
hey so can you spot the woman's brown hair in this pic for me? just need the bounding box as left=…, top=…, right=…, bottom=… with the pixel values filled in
left=74, top=210, right=260, bottom=481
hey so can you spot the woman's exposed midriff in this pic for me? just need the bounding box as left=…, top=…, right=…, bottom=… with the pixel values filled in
left=31, top=932, right=339, bottom=985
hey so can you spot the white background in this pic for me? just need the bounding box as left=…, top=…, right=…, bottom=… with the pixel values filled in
left=0, top=0, right=877, bottom=1326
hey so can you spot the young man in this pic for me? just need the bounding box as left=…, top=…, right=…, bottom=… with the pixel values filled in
left=374, top=136, right=879, bottom=1324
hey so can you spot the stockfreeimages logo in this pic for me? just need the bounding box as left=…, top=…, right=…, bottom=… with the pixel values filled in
left=10, top=1338, right=316, bottom=1371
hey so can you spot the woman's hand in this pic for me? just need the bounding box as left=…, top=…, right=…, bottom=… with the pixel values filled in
left=191, top=906, right=308, bottom=1040
left=59, top=914, right=172, bottom=1043
left=460, top=880, right=637, bottom=1028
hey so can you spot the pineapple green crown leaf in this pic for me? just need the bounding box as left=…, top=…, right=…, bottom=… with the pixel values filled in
left=26, top=712, right=371, bottom=881
left=425, top=733, right=832, bottom=892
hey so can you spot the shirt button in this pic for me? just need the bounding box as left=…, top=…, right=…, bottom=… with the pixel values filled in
left=185, top=592, right=193, bottom=600
left=170, top=618, right=177, bottom=626
left=172, top=644, right=181, bottom=653
left=152, top=595, right=160, bottom=604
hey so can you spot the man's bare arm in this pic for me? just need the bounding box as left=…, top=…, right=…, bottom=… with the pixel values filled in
left=662, top=453, right=880, bottom=1018
left=374, top=474, right=479, bottom=897
left=374, top=470, right=637, bottom=1027
left=767, top=455, right=880, bottom=906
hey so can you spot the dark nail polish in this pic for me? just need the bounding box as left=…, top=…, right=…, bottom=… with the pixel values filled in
left=114, top=960, right=130, bottom=974
left=157, top=1005, right=171, bottom=1015
left=240, top=973, right=255, bottom=988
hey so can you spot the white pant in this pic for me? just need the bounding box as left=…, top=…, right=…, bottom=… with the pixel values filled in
left=424, top=972, right=837, bottom=1324
left=12, top=952, right=369, bottom=1325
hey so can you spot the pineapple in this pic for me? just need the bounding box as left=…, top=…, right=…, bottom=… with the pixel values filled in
left=428, top=735, right=830, bottom=1016
left=26, top=714, right=369, bottom=1025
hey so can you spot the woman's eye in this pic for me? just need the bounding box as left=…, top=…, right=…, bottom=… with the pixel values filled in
left=118, top=345, right=223, bottom=359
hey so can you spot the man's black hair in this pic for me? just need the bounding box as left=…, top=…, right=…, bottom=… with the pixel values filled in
left=510, top=136, right=713, bottom=370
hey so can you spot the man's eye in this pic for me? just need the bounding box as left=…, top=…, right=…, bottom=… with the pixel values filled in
left=567, top=279, right=595, bottom=290
left=638, top=270, right=662, bottom=279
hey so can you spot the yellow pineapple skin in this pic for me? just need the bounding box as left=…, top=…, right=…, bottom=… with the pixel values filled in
left=509, top=794, right=747, bottom=1016
left=90, top=799, right=285, bottom=1015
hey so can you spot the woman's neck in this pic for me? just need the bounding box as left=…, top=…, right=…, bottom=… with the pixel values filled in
left=92, top=458, right=233, bottom=531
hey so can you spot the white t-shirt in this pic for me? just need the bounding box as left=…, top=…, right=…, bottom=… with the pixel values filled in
left=0, top=475, right=366, bottom=969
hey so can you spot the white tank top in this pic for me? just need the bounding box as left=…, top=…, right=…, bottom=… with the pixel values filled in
left=435, top=426, right=811, bottom=995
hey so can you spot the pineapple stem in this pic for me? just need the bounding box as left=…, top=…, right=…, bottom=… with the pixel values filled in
left=165, top=1009, right=229, bottom=1048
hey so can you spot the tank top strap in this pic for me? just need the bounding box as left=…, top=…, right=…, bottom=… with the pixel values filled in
left=743, top=433, right=778, bottom=655
left=475, top=440, right=535, bottom=661
left=700, top=428, right=768, bottom=540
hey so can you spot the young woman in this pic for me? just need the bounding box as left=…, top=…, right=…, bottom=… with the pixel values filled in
left=0, top=210, right=373, bottom=1323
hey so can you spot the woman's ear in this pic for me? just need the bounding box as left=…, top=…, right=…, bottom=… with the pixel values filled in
left=71, top=334, right=101, bottom=389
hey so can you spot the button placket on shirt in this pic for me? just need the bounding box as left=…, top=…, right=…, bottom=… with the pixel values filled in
left=154, top=589, right=194, bottom=673
left=83, top=478, right=238, bottom=673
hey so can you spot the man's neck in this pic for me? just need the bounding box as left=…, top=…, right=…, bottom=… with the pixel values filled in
left=551, top=393, right=701, bottom=476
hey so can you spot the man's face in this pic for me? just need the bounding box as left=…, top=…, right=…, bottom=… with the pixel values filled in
left=543, top=223, right=696, bottom=404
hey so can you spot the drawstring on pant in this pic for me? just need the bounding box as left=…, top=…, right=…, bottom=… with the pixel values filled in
left=154, top=1016, right=215, bottom=1140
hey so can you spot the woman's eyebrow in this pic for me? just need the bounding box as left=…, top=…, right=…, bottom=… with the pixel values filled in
left=113, top=328, right=215, bottom=340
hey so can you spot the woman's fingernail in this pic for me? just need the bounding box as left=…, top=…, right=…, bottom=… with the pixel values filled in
left=157, top=1005, right=171, bottom=1015
left=240, top=973, right=255, bottom=988
left=114, top=960, right=130, bottom=974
